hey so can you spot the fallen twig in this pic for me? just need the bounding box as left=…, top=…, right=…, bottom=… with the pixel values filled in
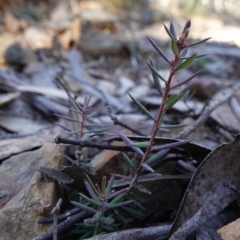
left=32, top=211, right=91, bottom=240
left=175, top=83, right=240, bottom=139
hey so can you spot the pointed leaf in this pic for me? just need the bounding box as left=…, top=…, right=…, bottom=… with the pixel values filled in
left=149, top=59, right=163, bottom=96
left=182, top=20, right=191, bottom=35
left=147, top=61, right=166, bottom=82
left=131, top=141, right=150, bottom=148
left=128, top=93, right=155, bottom=120
left=71, top=201, right=98, bottom=214
left=84, top=180, right=100, bottom=202
left=142, top=163, right=154, bottom=172
left=105, top=188, right=129, bottom=200
left=151, top=140, right=190, bottom=152
left=159, top=124, right=187, bottom=130
left=186, top=37, right=211, bottom=48
left=148, top=37, right=171, bottom=64
left=106, top=173, right=115, bottom=195
left=170, top=22, right=177, bottom=39
left=123, top=153, right=138, bottom=171
left=79, top=193, right=100, bottom=206
left=118, top=132, right=144, bottom=156
left=145, top=149, right=170, bottom=165
left=175, top=54, right=197, bottom=71
left=121, top=206, right=145, bottom=217
left=101, top=216, right=115, bottom=225
left=165, top=85, right=190, bottom=108
left=110, top=193, right=124, bottom=204
left=162, top=23, right=173, bottom=39
left=171, top=38, right=179, bottom=55
left=171, top=69, right=203, bottom=89
left=85, top=174, right=100, bottom=197
left=103, top=200, right=134, bottom=209
left=101, top=176, right=107, bottom=194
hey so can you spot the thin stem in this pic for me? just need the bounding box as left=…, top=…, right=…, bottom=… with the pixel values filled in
left=131, top=55, right=180, bottom=185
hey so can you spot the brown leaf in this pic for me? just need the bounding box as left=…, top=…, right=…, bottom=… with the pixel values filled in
left=170, top=134, right=240, bottom=238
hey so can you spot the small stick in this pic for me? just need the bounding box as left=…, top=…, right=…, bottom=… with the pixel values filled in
left=175, top=83, right=240, bottom=139
left=51, top=199, right=63, bottom=240
left=32, top=211, right=90, bottom=240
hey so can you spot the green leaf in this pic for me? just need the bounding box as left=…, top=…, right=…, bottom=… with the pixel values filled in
left=162, top=23, right=173, bottom=39
left=128, top=93, right=155, bottom=120
left=131, top=141, right=150, bottom=148
left=106, top=174, right=115, bottom=195
left=114, top=209, right=128, bottom=223
left=110, top=193, right=124, bottom=204
left=123, top=153, right=138, bottom=171
left=175, top=54, right=197, bottom=71
left=79, top=193, right=100, bottom=206
left=186, top=37, right=211, bottom=48
left=85, top=174, right=100, bottom=197
left=164, top=85, right=190, bottom=108
left=158, top=110, right=165, bottom=127
left=71, top=201, right=98, bottom=214
left=147, top=62, right=166, bottom=82
left=171, top=38, right=179, bottom=55
left=101, top=216, right=115, bottom=225
left=101, top=176, right=107, bottom=194
left=149, top=59, right=163, bottom=96
left=141, top=163, right=154, bottom=172
left=121, top=206, right=144, bottom=217
left=145, top=149, right=169, bottom=165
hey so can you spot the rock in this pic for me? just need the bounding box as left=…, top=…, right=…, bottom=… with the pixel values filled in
left=217, top=218, right=240, bottom=240
left=0, top=33, right=17, bottom=64
left=80, top=9, right=117, bottom=33
left=4, top=12, right=20, bottom=32
left=4, top=42, right=37, bottom=66
left=56, top=17, right=81, bottom=49
left=24, top=26, right=52, bottom=49
left=0, top=141, right=63, bottom=239
left=79, top=28, right=123, bottom=56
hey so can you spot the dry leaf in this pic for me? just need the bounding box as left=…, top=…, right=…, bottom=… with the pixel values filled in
left=170, top=134, right=240, bottom=238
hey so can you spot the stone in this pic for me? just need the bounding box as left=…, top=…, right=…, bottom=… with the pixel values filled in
left=0, top=141, right=63, bottom=239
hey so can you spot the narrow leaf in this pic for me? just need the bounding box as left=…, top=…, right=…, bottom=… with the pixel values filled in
left=151, top=140, right=190, bottom=152
left=128, top=93, right=155, bottom=120
left=171, top=69, right=203, bottom=89
left=71, top=201, right=98, bottom=214
left=85, top=174, right=100, bottom=197
left=101, top=216, right=115, bottom=225
left=186, top=37, right=211, bottom=48
left=84, top=180, right=100, bottom=202
left=147, top=61, right=166, bottom=82
left=142, top=163, right=154, bottom=172
left=149, top=59, right=163, bottom=96
left=170, top=22, right=177, bottom=39
left=106, top=173, right=115, bottom=195
left=105, top=188, right=129, bottom=200
left=130, top=141, right=150, bottom=148
left=171, top=38, right=179, bottom=55
left=123, top=153, right=138, bottom=171
left=101, top=176, right=107, bottom=194
left=162, top=23, right=173, bottom=39
left=121, top=206, right=144, bottom=217
left=148, top=37, right=171, bottom=64
left=175, top=54, right=197, bottom=71
left=145, top=149, right=169, bottom=165
left=180, top=54, right=208, bottom=60
left=159, top=124, right=187, bottom=130
left=110, top=193, right=124, bottom=204
left=114, top=209, right=128, bottom=223
left=103, top=200, right=134, bottom=209
left=182, top=20, right=191, bottom=35
left=79, top=193, right=100, bottom=206
left=165, top=85, right=190, bottom=108
left=118, top=132, right=144, bottom=156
